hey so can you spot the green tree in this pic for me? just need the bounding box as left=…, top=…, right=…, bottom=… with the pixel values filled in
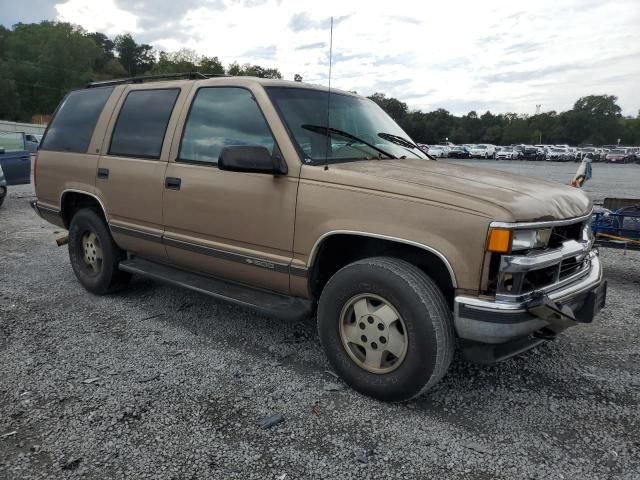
left=5, top=22, right=100, bottom=120
left=367, top=93, right=408, bottom=122
left=227, top=62, right=282, bottom=79
left=199, top=56, right=224, bottom=75
left=114, top=33, right=155, bottom=75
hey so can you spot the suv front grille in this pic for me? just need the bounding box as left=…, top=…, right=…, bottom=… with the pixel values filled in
left=490, top=218, right=592, bottom=300
left=549, top=221, right=584, bottom=248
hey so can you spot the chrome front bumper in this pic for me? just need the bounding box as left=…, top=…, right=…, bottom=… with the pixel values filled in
left=454, top=251, right=604, bottom=345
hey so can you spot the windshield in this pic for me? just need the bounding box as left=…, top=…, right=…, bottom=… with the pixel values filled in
left=474, top=145, right=487, bottom=150
left=610, top=149, right=625, bottom=154
left=266, top=87, right=426, bottom=164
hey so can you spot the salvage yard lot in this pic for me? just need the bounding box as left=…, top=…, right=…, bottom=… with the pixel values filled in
left=1, top=161, right=639, bottom=479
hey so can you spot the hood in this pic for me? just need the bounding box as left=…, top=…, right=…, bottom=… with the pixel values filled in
left=308, top=159, right=591, bottom=222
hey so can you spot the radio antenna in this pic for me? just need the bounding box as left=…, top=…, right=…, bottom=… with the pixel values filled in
left=324, top=16, right=333, bottom=171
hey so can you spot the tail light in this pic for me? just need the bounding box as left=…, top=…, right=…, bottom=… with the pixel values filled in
left=34, top=150, right=39, bottom=188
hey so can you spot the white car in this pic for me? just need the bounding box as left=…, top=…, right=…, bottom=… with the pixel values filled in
left=468, top=144, right=496, bottom=159
left=495, top=146, right=518, bottom=160
left=427, top=146, right=446, bottom=158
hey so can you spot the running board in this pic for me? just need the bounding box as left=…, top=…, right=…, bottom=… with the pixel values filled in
left=119, top=257, right=312, bottom=322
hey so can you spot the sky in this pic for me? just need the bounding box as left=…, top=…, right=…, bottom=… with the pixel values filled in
left=3, top=0, right=640, bottom=116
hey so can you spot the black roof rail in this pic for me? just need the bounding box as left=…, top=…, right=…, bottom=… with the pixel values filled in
left=85, top=72, right=229, bottom=88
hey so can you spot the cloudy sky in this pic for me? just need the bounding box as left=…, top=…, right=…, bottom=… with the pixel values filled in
left=3, top=0, right=640, bottom=116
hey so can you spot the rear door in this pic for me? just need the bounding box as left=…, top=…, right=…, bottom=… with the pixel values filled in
left=96, top=84, right=191, bottom=261
left=0, top=132, right=31, bottom=185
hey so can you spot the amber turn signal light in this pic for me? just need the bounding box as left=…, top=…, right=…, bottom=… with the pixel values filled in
left=487, top=228, right=512, bottom=253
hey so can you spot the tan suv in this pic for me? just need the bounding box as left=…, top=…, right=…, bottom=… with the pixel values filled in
left=32, top=73, right=606, bottom=401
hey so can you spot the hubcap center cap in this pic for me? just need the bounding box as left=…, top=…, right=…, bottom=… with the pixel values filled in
left=357, top=314, right=388, bottom=350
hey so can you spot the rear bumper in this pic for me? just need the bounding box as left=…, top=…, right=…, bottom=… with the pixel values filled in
left=31, top=200, right=65, bottom=228
left=454, top=252, right=604, bottom=351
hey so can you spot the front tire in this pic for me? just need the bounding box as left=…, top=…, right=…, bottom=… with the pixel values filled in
left=68, top=208, right=130, bottom=294
left=317, top=257, right=455, bottom=402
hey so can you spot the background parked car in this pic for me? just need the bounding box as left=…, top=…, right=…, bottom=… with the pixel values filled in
left=447, top=145, right=471, bottom=158
left=605, top=149, right=631, bottom=163
left=427, top=145, right=446, bottom=157
left=468, top=144, right=496, bottom=159
left=417, top=143, right=430, bottom=154
left=545, top=147, right=571, bottom=161
left=496, top=146, right=518, bottom=160
left=24, top=133, right=40, bottom=153
left=0, top=163, right=6, bottom=208
left=0, top=132, right=33, bottom=185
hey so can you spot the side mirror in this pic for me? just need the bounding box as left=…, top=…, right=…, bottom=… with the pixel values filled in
left=218, top=146, right=285, bottom=175
left=0, top=148, right=4, bottom=154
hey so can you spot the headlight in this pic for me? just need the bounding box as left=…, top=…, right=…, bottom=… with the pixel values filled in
left=487, top=227, right=552, bottom=253
left=511, top=228, right=551, bottom=251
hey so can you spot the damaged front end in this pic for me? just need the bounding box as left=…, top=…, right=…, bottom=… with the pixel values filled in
left=454, top=212, right=607, bottom=364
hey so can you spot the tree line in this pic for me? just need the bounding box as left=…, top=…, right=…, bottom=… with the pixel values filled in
left=0, top=21, right=638, bottom=145
left=0, top=21, right=282, bottom=122
left=369, top=93, right=640, bottom=146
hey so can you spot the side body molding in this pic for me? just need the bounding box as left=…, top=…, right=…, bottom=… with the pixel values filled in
left=307, top=230, right=458, bottom=288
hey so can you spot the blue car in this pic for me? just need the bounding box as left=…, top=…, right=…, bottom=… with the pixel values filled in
left=0, top=132, right=32, bottom=186
left=0, top=163, right=6, bottom=208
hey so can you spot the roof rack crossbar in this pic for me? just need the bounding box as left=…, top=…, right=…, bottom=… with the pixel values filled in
left=86, top=72, right=228, bottom=88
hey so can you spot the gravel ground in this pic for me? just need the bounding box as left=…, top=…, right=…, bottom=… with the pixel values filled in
left=1, top=162, right=639, bottom=479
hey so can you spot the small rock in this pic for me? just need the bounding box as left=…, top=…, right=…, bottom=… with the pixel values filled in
left=256, top=413, right=285, bottom=429
left=61, top=457, right=82, bottom=471
left=323, top=382, right=343, bottom=392
left=355, top=450, right=368, bottom=463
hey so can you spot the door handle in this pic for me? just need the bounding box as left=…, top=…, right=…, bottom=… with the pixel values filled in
left=97, top=168, right=109, bottom=179
left=165, top=177, right=181, bottom=190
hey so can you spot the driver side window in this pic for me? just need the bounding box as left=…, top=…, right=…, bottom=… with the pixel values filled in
left=179, top=87, right=275, bottom=164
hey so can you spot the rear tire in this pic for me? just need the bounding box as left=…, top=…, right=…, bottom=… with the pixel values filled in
left=317, top=257, right=455, bottom=402
left=68, top=208, right=130, bottom=294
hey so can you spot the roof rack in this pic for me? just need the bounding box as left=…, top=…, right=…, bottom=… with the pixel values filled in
left=86, top=72, right=229, bottom=88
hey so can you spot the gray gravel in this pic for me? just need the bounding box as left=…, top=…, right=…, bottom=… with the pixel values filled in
left=1, top=161, right=639, bottom=479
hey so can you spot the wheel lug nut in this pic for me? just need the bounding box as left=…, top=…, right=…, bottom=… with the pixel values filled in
left=361, top=335, right=367, bottom=343
left=371, top=342, right=378, bottom=350
left=380, top=337, right=386, bottom=344
left=377, top=323, right=384, bottom=331
left=359, top=322, right=365, bottom=330
left=367, top=316, right=374, bottom=324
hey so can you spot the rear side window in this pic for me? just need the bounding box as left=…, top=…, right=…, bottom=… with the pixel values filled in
left=109, top=88, right=179, bottom=159
left=179, top=87, right=275, bottom=164
left=40, top=87, right=113, bottom=153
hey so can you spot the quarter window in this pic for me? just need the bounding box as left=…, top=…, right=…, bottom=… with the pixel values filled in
left=179, top=87, right=275, bottom=164
left=109, top=88, right=179, bottom=159
left=40, top=87, right=113, bottom=153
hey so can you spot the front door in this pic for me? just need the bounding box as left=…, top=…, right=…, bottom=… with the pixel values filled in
left=162, top=86, right=298, bottom=294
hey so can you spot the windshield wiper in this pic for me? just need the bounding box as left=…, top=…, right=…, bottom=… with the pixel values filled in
left=377, top=132, right=418, bottom=149
left=301, top=124, right=396, bottom=160
left=377, top=132, right=435, bottom=160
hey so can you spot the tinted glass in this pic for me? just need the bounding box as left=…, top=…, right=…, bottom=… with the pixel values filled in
left=110, top=89, right=179, bottom=159
left=267, top=87, right=426, bottom=164
left=179, top=87, right=275, bottom=164
left=40, top=87, right=113, bottom=153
